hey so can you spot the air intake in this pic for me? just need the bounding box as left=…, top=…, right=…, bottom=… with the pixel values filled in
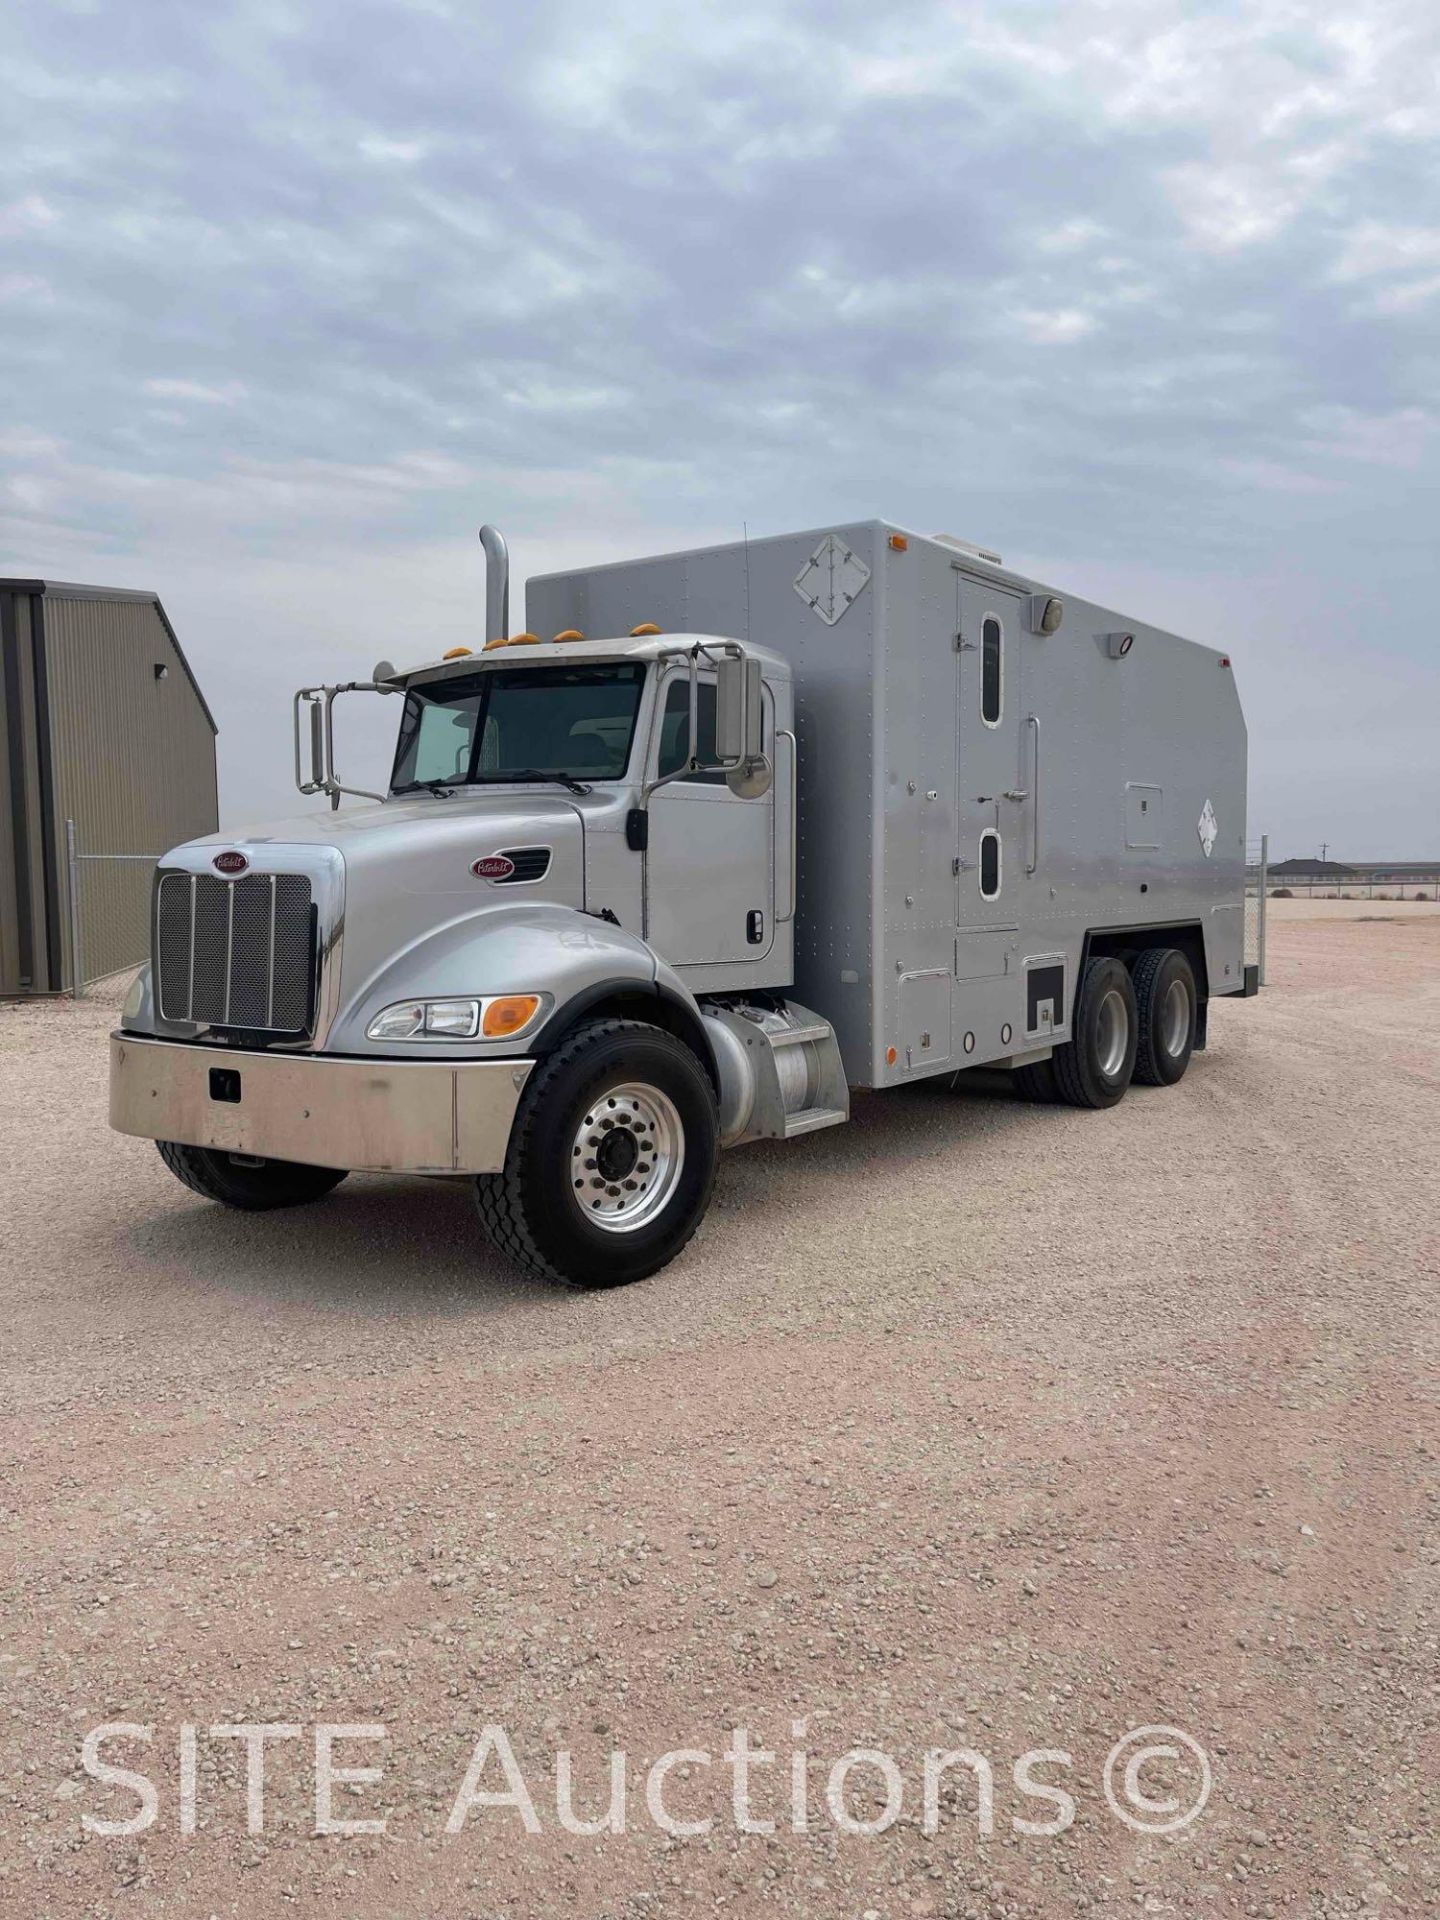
left=492, top=847, right=551, bottom=884
left=155, top=871, right=316, bottom=1033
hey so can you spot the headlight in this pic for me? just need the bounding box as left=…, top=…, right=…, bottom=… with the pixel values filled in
left=366, top=994, right=544, bottom=1042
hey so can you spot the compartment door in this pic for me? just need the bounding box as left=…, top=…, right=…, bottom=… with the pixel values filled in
left=954, top=581, right=1030, bottom=930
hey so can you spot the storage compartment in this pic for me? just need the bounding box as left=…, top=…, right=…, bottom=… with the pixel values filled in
left=897, top=969, right=952, bottom=1071
left=1125, top=784, right=1163, bottom=849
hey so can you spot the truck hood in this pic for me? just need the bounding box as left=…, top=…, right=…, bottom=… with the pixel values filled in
left=179, top=794, right=587, bottom=1028
left=188, top=791, right=583, bottom=864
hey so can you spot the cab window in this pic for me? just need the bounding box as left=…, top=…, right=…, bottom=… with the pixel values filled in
left=657, top=677, right=727, bottom=784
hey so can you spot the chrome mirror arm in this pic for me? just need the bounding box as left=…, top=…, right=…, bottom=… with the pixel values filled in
left=293, top=682, right=390, bottom=809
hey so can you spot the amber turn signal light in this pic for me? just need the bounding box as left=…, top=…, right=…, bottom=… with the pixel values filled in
left=481, top=995, right=542, bottom=1039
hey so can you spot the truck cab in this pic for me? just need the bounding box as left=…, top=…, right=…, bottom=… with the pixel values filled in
left=112, top=551, right=843, bottom=1285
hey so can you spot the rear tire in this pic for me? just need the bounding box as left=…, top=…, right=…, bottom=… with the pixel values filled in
left=475, top=1017, right=718, bottom=1288
left=157, top=1141, right=347, bottom=1211
left=1131, top=947, right=1197, bottom=1086
left=1051, top=957, right=1137, bottom=1109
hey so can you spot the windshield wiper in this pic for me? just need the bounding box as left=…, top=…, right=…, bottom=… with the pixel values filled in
left=473, top=769, right=594, bottom=797
left=392, top=777, right=457, bottom=797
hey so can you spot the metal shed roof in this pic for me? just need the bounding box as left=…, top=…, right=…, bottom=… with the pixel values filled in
left=0, top=578, right=218, bottom=735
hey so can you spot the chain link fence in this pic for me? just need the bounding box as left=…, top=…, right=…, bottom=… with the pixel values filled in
left=65, top=819, right=159, bottom=997
left=1243, top=832, right=1268, bottom=986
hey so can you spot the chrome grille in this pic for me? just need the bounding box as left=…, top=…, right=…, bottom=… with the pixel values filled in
left=155, top=871, right=316, bottom=1034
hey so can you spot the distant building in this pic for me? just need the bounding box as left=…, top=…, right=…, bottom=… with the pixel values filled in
left=1, top=579, right=217, bottom=995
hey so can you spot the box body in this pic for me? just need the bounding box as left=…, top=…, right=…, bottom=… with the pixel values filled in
left=529, top=522, right=1247, bottom=1089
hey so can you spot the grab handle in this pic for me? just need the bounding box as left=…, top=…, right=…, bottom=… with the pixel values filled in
left=1026, top=713, right=1041, bottom=874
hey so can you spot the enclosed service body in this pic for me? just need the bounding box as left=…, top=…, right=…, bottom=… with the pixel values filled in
left=110, top=521, right=1254, bottom=1286
left=529, top=522, right=1247, bottom=1087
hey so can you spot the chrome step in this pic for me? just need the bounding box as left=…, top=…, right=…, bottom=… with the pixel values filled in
left=782, top=1105, right=848, bottom=1138
left=766, top=1022, right=833, bottom=1047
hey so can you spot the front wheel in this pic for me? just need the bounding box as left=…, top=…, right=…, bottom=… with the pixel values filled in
left=157, top=1141, right=347, bottom=1210
left=475, top=1018, right=718, bottom=1287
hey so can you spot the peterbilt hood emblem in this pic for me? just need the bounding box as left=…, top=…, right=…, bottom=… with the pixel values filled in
left=213, top=850, right=249, bottom=876
left=471, top=854, right=516, bottom=881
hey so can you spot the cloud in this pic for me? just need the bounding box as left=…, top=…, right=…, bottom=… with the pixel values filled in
left=0, top=0, right=1436, bottom=854
left=142, top=378, right=247, bottom=405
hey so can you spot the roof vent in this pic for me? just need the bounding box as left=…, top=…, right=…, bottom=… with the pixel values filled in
left=932, top=534, right=1004, bottom=565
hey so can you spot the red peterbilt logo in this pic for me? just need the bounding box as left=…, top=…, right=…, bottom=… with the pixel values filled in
left=471, top=854, right=515, bottom=881
left=212, top=850, right=249, bottom=876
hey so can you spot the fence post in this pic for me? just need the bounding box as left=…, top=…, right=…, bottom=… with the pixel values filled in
left=66, top=817, right=85, bottom=999
left=1257, top=832, right=1268, bottom=987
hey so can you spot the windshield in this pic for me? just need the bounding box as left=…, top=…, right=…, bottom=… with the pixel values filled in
left=391, top=662, right=647, bottom=791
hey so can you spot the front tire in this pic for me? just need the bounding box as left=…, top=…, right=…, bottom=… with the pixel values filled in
left=475, top=1018, right=718, bottom=1288
left=1011, top=1058, right=1058, bottom=1103
left=1051, top=957, right=1138, bottom=1109
left=157, top=1141, right=347, bottom=1210
left=1131, top=947, right=1197, bottom=1086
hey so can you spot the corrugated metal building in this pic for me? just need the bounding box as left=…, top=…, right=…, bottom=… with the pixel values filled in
left=1, top=580, right=218, bottom=995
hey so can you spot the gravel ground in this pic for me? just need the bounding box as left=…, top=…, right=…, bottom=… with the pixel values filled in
left=2, top=901, right=1436, bottom=1918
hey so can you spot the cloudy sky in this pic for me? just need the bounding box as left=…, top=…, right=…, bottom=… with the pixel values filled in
left=2, top=0, right=1437, bottom=857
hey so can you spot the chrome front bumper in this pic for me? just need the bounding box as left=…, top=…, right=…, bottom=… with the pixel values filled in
left=109, top=1033, right=534, bottom=1175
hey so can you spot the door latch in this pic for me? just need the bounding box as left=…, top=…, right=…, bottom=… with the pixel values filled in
left=1003, top=788, right=1029, bottom=802
left=746, top=909, right=765, bottom=945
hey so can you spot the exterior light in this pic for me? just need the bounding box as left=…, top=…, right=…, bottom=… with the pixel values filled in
left=368, top=1001, right=426, bottom=1039
left=366, top=995, right=546, bottom=1043
left=153, top=663, right=169, bottom=681
left=1105, top=631, right=1136, bottom=659
left=888, top=534, right=909, bottom=552
left=481, top=994, right=542, bottom=1039
left=1027, top=595, right=1064, bottom=636
left=443, top=646, right=472, bottom=659
left=630, top=622, right=661, bottom=636
left=424, top=999, right=481, bottom=1038
left=552, top=629, right=585, bottom=643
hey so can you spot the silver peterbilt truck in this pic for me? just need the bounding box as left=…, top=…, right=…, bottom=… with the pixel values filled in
left=110, top=520, right=1255, bottom=1286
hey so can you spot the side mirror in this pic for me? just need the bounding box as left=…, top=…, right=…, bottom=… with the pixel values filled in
left=716, top=653, right=770, bottom=798
left=716, top=653, right=763, bottom=766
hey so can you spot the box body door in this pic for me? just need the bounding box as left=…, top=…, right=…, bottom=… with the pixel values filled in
left=955, top=581, right=1029, bottom=941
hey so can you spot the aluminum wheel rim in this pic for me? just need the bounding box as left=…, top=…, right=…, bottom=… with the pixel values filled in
left=1161, top=978, right=1190, bottom=1057
left=1096, top=988, right=1130, bottom=1078
left=569, top=1081, right=685, bottom=1234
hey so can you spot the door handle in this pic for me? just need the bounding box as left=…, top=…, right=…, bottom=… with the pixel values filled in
left=1003, top=788, right=1029, bottom=802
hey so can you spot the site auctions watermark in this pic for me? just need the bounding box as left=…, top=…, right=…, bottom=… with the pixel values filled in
left=74, top=1720, right=1213, bottom=1842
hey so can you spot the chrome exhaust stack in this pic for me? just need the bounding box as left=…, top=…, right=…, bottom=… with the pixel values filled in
left=479, top=524, right=510, bottom=644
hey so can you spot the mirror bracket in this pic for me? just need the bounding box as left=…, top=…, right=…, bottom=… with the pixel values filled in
left=293, top=681, right=390, bottom=808
left=640, top=641, right=770, bottom=803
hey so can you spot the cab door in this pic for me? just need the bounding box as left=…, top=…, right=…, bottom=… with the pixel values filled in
left=644, top=670, right=774, bottom=967
left=955, top=581, right=1029, bottom=971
